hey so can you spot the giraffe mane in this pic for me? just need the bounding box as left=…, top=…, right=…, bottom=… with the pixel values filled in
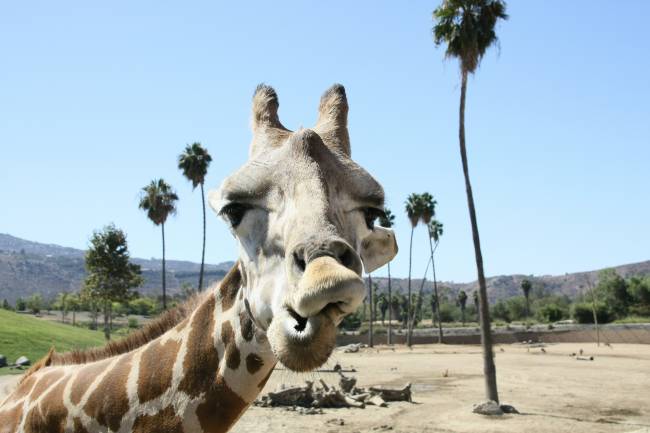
left=21, top=265, right=242, bottom=382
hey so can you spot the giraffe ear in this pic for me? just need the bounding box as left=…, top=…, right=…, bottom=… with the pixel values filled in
left=250, top=84, right=290, bottom=156
left=313, top=84, right=350, bottom=157
left=360, top=226, right=398, bottom=273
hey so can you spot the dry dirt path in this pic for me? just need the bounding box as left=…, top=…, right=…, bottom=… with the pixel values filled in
left=232, top=343, right=650, bottom=433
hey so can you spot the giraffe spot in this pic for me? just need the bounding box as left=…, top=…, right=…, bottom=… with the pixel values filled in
left=132, top=406, right=184, bottom=433
left=0, top=403, right=23, bottom=433
left=178, top=295, right=219, bottom=398
left=176, top=316, right=190, bottom=332
left=219, top=266, right=241, bottom=312
left=245, top=353, right=264, bottom=375
left=30, top=369, right=64, bottom=399
left=73, top=418, right=89, bottom=433
left=84, top=352, right=133, bottom=432
left=138, top=338, right=181, bottom=403
left=195, top=374, right=248, bottom=433
left=221, top=321, right=240, bottom=370
left=9, top=374, right=37, bottom=400
left=239, top=310, right=254, bottom=342
left=25, top=374, right=70, bottom=433
left=70, top=359, right=112, bottom=405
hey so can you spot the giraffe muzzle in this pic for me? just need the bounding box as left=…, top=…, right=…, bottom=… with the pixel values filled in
left=268, top=256, right=365, bottom=372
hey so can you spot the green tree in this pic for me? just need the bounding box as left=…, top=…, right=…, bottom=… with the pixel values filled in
left=405, top=193, right=423, bottom=346
left=596, top=269, right=631, bottom=318
left=67, top=293, right=80, bottom=326
left=420, top=193, right=444, bottom=343
left=379, top=207, right=396, bottom=344
left=433, top=0, right=508, bottom=404
left=178, top=142, right=213, bottom=291
left=521, top=279, right=532, bottom=323
left=83, top=224, right=143, bottom=339
left=377, top=293, right=388, bottom=325
left=1, top=299, right=11, bottom=310
left=139, top=179, right=179, bottom=310
left=15, top=297, right=26, bottom=311
left=26, top=293, right=43, bottom=314
left=428, top=218, right=444, bottom=341
left=54, top=292, right=69, bottom=323
left=457, top=290, right=468, bottom=325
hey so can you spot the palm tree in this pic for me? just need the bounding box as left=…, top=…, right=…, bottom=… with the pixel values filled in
left=433, top=0, right=508, bottom=404
left=405, top=193, right=423, bottom=347
left=377, top=293, right=388, bottom=325
left=178, top=142, right=213, bottom=291
left=428, top=218, right=444, bottom=342
left=379, top=207, right=396, bottom=344
left=521, top=279, right=532, bottom=324
left=368, top=273, right=374, bottom=347
left=458, top=290, right=468, bottom=325
left=421, top=193, right=445, bottom=344
left=139, top=179, right=179, bottom=310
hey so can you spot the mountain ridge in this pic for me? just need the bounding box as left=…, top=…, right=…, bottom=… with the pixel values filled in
left=0, top=233, right=648, bottom=304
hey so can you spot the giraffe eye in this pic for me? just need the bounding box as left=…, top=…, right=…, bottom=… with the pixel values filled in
left=220, top=203, right=252, bottom=228
left=362, top=207, right=384, bottom=230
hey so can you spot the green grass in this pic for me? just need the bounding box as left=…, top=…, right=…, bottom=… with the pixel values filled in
left=0, top=309, right=106, bottom=375
left=613, top=315, right=650, bottom=324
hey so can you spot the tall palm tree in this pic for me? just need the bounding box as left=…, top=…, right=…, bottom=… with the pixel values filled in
left=428, top=218, right=444, bottom=342
left=368, top=273, right=374, bottom=347
left=178, top=142, right=213, bottom=291
left=379, top=207, right=395, bottom=344
left=521, top=278, right=532, bottom=324
left=433, top=0, right=508, bottom=403
left=420, top=193, right=445, bottom=344
left=405, top=194, right=423, bottom=346
left=139, top=179, right=179, bottom=310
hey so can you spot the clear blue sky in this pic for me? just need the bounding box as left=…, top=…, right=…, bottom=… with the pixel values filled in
left=1, top=1, right=649, bottom=283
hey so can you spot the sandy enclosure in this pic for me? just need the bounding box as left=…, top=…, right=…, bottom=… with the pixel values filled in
left=233, top=343, right=649, bottom=433
left=1, top=343, right=647, bottom=433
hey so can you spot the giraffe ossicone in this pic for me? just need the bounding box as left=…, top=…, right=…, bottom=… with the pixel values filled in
left=0, top=84, right=397, bottom=432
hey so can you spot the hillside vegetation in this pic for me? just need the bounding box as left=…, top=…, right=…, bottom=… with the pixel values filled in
left=0, top=309, right=105, bottom=375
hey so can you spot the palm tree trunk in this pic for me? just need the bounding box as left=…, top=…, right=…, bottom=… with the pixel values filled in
left=459, top=68, right=499, bottom=403
left=199, top=182, right=207, bottom=291
left=387, top=262, right=392, bottom=345
left=368, top=274, right=374, bottom=348
left=428, top=234, right=444, bottom=344
left=406, top=226, right=415, bottom=347
left=162, top=222, right=167, bottom=310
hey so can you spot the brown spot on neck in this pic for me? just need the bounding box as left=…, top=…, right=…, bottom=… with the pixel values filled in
left=245, top=353, right=264, bottom=374
left=25, top=374, right=71, bottom=433
left=195, top=374, right=248, bottom=433
left=83, top=352, right=134, bottom=432
left=30, top=369, right=64, bottom=399
left=69, top=359, right=111, bottom=405
left=132, top=406, right=183, bottom=433
left=219, top=264, right=242, bottom=312
left=178, top=294, right=219, bottom=397
left=239, top=310, right=254, bottom=342
left=138, top=338, right=181, bottom=403
left=221, top=321, right=240, bottom=370
left=0, top=402, right=23, bottom=433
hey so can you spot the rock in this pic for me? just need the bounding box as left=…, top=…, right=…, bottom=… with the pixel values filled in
left=0, top=354, right=7, bottom=368
left=338, top=372, right=357, bottom=393
left=472, top=400, right=504, bottom=416
left=15, top=356, right=30, bottom=366
left=500, top=404, right=519, bottom=414
left=326, top=418, right=345, bottom=426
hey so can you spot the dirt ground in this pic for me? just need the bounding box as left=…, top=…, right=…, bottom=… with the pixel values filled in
left=233, top=343, right=650, bottom=433
left=1, top=343, right=647, bottom=433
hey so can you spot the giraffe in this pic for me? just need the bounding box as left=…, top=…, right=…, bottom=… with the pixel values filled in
left=0, top=83, right=398, bottom=433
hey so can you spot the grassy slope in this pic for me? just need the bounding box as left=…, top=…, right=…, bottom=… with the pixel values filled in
left=0, top=309, right=105, bottom=375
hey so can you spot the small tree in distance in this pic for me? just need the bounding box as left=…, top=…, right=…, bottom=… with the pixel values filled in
left=83, top=224, right=143, bottom=340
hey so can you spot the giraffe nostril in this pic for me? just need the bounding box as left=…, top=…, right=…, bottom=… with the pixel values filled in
left=293, top=251, right=306, bottom=273
left=339, top=249, right=354, bottom=269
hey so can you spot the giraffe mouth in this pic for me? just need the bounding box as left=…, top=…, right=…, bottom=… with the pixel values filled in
left=267, top=305, right=340, bottom=372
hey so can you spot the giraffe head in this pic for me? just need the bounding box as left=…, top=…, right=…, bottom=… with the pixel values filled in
left=209, top=84, right=397, bottom=372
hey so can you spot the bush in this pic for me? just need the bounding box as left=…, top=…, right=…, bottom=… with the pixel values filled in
left=538, top=304, right=564, bottom=323
left=572, top=302, right=612, bottom=324
left=492, top=301, right=511, bottom=323
left=438, top=303, right=458, bottom=323
left=127, top=317, right=139, bottom=329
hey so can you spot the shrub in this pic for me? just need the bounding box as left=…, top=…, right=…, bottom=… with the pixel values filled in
left=572, top=302, right=612, bottom=324
left=339, top=310, right=362, bottom=331
left=492, top=301, right=511, bottom=323
left=127, top=317, right=139, bottom=329
left=538, top=304, right=564, bottom=323
left=438, top=303, right=458, bottom=323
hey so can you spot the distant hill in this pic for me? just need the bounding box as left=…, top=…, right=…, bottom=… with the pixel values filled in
left=0, top=233, right=648, bottom=306
left=0, top=233, right=234, bottom=304
left=371, top=260, right=650, bottom=303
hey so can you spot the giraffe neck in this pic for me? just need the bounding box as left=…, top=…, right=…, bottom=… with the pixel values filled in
left=0, top=267, right=277, bottom=433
